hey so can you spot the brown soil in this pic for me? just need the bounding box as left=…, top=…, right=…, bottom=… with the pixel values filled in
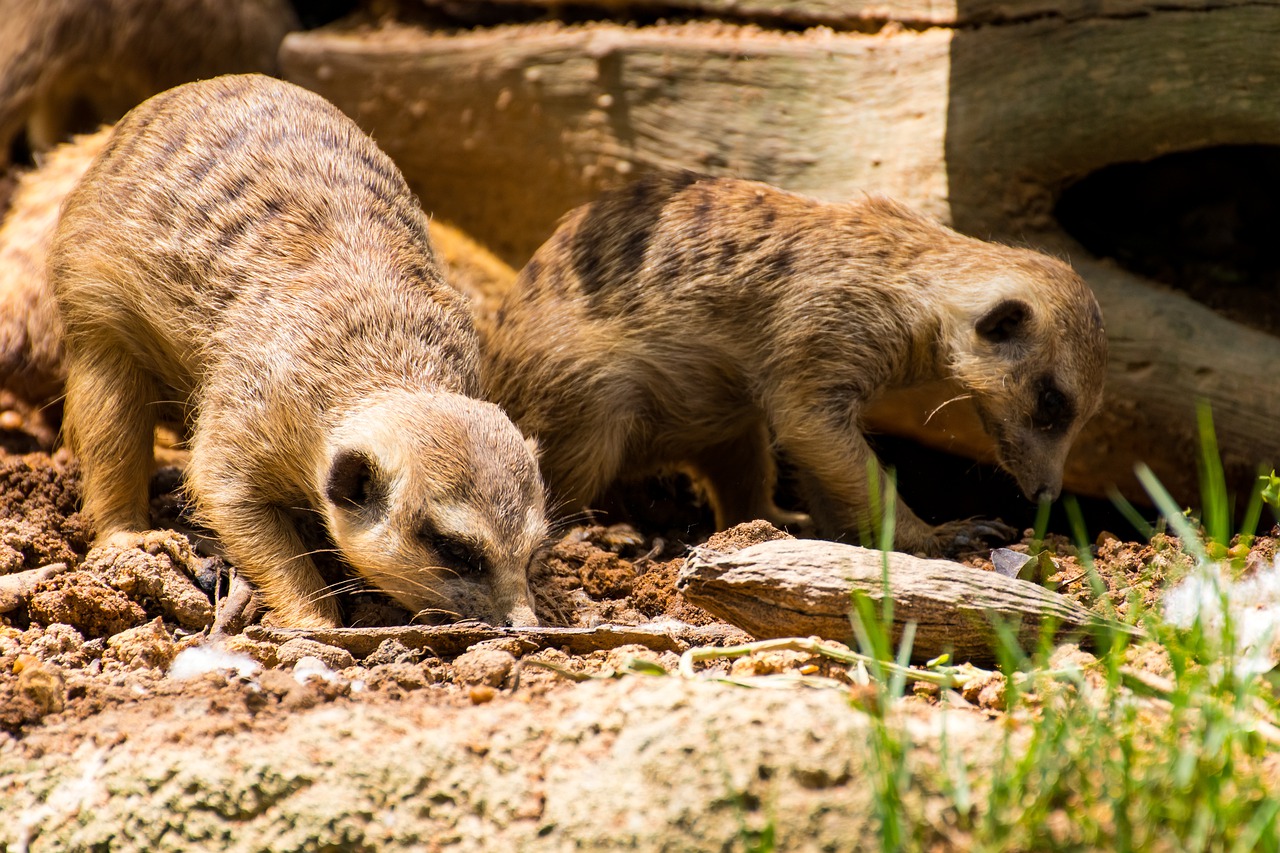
left=0, top=401, right=1252, bottom=735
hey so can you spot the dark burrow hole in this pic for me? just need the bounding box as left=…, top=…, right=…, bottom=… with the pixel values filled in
left=1055, top=144, right=1280, bottom=336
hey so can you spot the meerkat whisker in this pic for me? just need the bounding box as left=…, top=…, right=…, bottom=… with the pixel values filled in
left=413, top=607, right=463, bottom=623
left=924, top=393, right=973, bottom=426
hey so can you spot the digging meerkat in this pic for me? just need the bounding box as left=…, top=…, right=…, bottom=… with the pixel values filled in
left=483, top=171, right=1107, bottom=557
left=51, top=74, right=548, bottom=629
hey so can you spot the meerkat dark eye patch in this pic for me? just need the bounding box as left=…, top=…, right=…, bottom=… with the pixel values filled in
left=421, top=526, right=487, bottom=575
left=1030, top=377, right=1075, bottom=433
left=325, top=449, right=384, bottom=512
left=976, top=299, right=1032, bottom=343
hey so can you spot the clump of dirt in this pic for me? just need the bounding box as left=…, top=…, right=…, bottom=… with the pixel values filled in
left=702, top=518, right=795, bottom=553
left=0, top=450, right=89, bottom=566
left=27, top=571, right=148, bottom=638
left=0, top=654, right=65, bottom=734
left=632, top=559, right=717, bottom=624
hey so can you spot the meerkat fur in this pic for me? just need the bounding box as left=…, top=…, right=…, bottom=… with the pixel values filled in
left=483, top=172, right=1107, bottom=556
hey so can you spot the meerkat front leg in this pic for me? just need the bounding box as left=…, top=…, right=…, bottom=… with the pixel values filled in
left=770, top=395, right=1012, bottom=556
left=196, top=493, right=341, bottom=629
left=186, top=436, right=342, bottom=629
left=62, top=346, right=158, bottom=543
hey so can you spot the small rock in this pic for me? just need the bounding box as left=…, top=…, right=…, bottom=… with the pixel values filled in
left=991, top=548, right=1034, bottom=579
left=277, top=638, right=355, bottom=671
left=961, top=672, right=1007, bottom=711
left=363, top=637, right=423, bottom=667
left=15, top=654, right=65, bottom=714
left=257, top=668, right=297, bottom=698
left=454, top=647, right=517, bottom=688
left=360, top=662, right=434, bottom=694
left=282, top=658, right=350, bottom=708
left=105, top=617, right=177, bottom=671
left=191, top=555, right=228, bottom=599
left=28, top=623, right=87, bottom=665
left=293, top=655, right=340, bottom=683
left=218, top=634, right=279, bottom=669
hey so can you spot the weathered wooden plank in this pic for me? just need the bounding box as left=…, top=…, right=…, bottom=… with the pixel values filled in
left=245, top=622, right=746, bottom=659
left=281, top=20, right=951, bottom=265
left=417, top=0, right=1280, bottom=28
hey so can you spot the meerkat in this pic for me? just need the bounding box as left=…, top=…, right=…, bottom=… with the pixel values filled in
left=483, top=172, right=1108, bottom=557
left=0, top=0, right=297, bottom=166
left=51, top=74, right=548, bottom=629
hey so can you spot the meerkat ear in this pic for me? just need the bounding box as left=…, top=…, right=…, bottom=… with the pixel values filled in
left=325, top=448, right=381, bottom=510
left=524, top=434, right=541, bottom=462
left=976, top=299, right=1032, bottom=343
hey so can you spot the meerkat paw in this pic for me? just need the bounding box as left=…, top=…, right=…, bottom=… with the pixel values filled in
left=84, top=528, right=218, bottom=630
left=920, top=517, right=1018, bottom=558
left=98, top=528, right=148, bottom=550
left=763, top=507, right=814, bottom=536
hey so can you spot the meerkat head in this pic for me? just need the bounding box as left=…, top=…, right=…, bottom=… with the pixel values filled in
left=319, top=390, right=547, bottom=627
left=944, top=251, right=1107, bottom=504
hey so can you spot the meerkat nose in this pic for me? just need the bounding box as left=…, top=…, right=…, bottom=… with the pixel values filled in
left=1033, top=485, right=1060, bottom=503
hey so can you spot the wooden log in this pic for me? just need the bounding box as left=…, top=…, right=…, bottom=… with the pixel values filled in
left=418, top=0, right=1273, bottom=28
left=678, top=538, right=1122, bottom=664
left=280, top=20, right=953, bottom=266
left=280, top=12, right=1280, bottom=505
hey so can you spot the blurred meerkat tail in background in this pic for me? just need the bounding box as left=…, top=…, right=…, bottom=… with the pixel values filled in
left=428, top=220, right=519, bottom=325
left=0, top=128, right=109, bottom=411
left=0, top=0, right=298, bottom=168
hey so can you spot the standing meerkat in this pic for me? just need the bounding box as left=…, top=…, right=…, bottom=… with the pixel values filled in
left=51, top=74, right=548, bottom=629
left=484, top=172, right=1108, bottom=557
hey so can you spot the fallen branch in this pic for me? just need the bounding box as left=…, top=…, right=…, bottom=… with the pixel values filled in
left=0, top=563, right=70, bottom=613
left=679, top=539, right=1135, bottom=665
left=678, top=636, right=990, bottom=690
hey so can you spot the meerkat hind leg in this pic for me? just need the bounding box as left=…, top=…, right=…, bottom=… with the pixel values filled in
left=685, top=424, right=812, bottom=532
